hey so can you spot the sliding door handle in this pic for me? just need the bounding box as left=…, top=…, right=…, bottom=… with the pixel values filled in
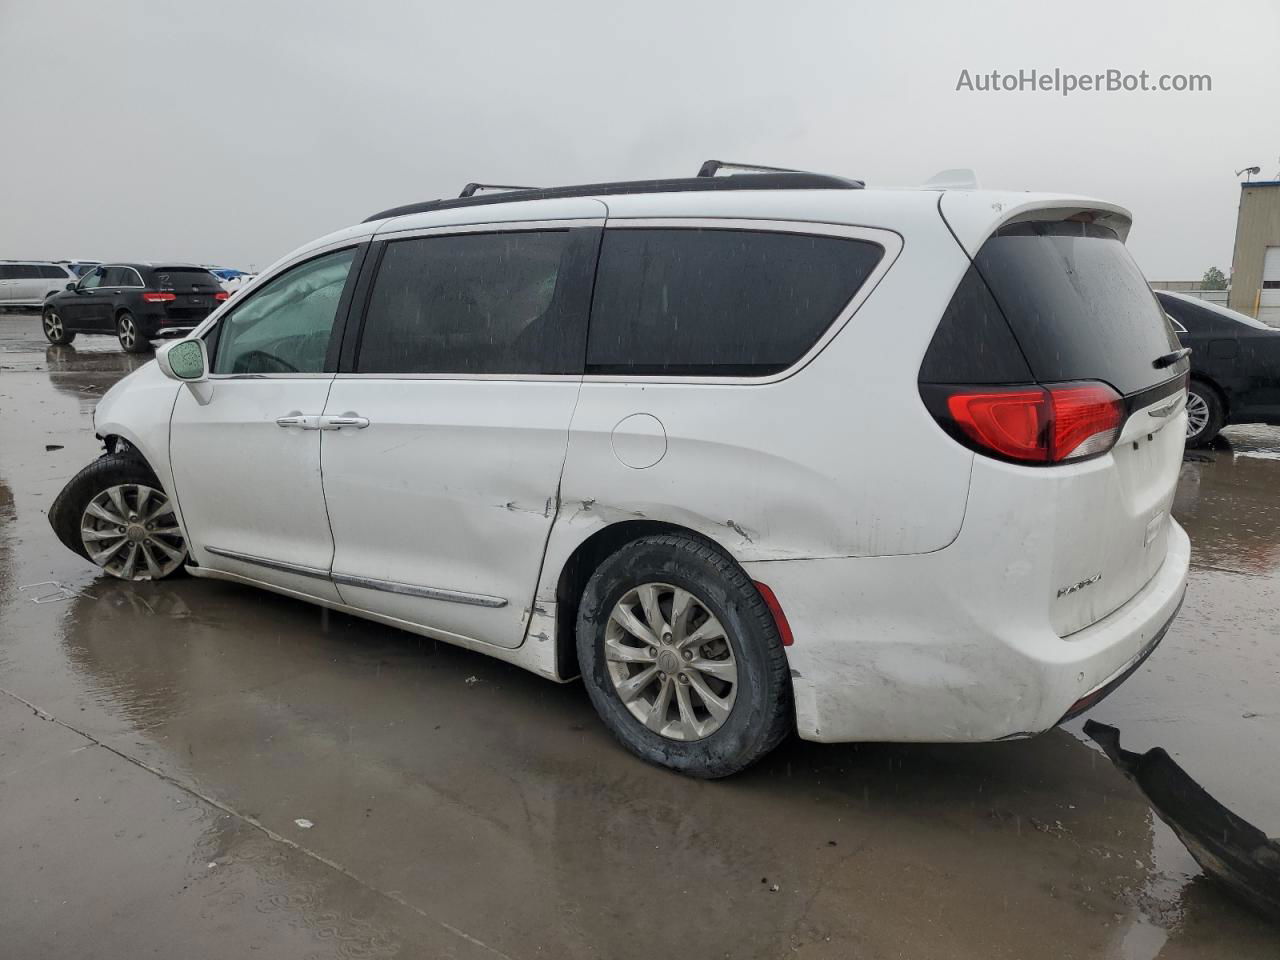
left=275, top=414, right=321, bottom=429
left=320, top=415, right=370, bottom=430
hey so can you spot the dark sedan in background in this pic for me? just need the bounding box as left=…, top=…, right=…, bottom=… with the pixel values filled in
left=42, top=263, right=227, bottom=353
left=1157, top=290, right=1280, bottom=446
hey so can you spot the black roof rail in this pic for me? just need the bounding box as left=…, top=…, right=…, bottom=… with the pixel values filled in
left=365, top=166, right=862, bottom=223
left=458, top=182, right=539, bottom=198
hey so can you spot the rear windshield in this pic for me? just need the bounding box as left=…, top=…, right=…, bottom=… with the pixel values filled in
left=150, top=268, right=221, bottom=290
left=973, top=222, right=1182, bottom=396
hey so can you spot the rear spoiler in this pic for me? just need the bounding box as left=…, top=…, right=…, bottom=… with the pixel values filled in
left=939, top=191, right=1133, bottom=258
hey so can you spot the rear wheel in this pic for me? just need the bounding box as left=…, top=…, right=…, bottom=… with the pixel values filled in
left=42, top=308, right=76, bottom=345
left=49, top=454, right=187, bottom=581
left=576, top=534, right=791, bottom=777
left=1185, top=380, right=1225, bottom=447
left=116, top=310, right=151, bottom=353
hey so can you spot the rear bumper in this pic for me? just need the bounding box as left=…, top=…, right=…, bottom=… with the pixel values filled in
left=137, top=309, right=205, bottom=337
left=744, top=520, right=1190, bottom=743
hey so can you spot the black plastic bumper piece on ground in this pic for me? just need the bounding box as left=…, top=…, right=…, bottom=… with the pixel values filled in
left=1085, top=720, right=1280, bottom=924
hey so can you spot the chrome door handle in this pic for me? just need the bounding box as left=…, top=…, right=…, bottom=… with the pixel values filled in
left=276, top=414, right=321, bottom=429
left=319, top=415, right=370, bottom=430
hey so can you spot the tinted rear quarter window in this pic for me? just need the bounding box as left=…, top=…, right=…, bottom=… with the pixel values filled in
left=586, top=228, right=884, bottom=376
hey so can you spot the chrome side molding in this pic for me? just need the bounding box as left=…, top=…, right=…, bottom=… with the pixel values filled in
left=204, top=546, right=330, bottom=579
left=331, top=572, right=507, bottom=608
left=203, top=546, right=507, bottom=608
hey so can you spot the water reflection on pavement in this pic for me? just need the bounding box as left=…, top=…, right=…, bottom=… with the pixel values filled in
left=1, top=314, right=1277, bottom=958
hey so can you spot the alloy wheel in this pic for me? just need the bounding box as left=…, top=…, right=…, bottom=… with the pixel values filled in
left=118, top=315, right=136, bottom=350
left=79, top=483, right=186, bottom=580
left=43, top=311, right=63, bottom=341
left=1185, top=391, right=1210, bottom=440
left=604, top=582, right=738, bottom=741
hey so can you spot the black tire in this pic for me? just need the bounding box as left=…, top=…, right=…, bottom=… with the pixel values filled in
left=48, top=453, right=188, bottom=579
left=576, top=534, right=791, bottom=778
left=41, top=307, right=76, bottom=345
left=1186, top=380, right=1225, bottom=448
left=116, top=310, right=151, bottom=353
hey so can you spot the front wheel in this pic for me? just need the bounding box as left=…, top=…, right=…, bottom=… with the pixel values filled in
left=116, top=311, right=151, bottom=353
left=49, top=454, right=188, bottom=581
left=576, top=534, right=792, bottom=777
left=42, top=308, right=76, bottom=345
left=1185, top=381, right=1225, bottom=447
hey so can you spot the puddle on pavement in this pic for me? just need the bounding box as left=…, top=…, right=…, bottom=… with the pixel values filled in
left=2, top=313, right=1278, bottom=957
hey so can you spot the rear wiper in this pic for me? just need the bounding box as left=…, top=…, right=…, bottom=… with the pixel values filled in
left=1153, top=347, right=1192, bottom=369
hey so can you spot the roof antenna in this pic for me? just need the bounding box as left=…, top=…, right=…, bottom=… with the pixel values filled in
left=923, top=169, right=979, bottom=190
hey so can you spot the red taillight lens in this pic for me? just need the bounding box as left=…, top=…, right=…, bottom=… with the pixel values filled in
left=1047, top=384, right=1125, bottom=461
left=142, top=292, right=176, bottom=303
left=931, top=381, right=1124, bottom=465
left=214, top=291, right=229, bottom=301
left=946, top=388, right=1049, bottom=462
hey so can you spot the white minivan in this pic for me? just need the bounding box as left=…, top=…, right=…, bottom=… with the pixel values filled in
left=49, top=164, right=1191, bottom=776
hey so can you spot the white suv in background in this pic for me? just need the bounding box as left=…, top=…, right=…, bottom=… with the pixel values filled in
left=48, top=163, right=1191, bottom=777
left=0, top=260, right=77, bottom=308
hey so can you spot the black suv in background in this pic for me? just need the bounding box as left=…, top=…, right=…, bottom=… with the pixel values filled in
left=42, top=263, right=227, bottom=353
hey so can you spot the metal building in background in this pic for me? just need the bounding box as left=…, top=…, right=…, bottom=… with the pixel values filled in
left=1229, top=180, right=1280, bottom=326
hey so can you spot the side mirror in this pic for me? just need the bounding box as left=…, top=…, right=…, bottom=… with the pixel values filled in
left=157, top=338, right=209, bottom=382
left=65, top=282, right=76, bottom=291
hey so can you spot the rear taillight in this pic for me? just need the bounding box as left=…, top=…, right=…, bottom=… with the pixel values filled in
left=925, top=381, right=1125, bottom=465
left=142, top=292, right=176, bottom=303
left=214, top=291, right=229, bottom=301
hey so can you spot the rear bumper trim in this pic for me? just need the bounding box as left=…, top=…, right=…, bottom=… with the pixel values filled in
left=1058, top=587, right=1186, bottom=723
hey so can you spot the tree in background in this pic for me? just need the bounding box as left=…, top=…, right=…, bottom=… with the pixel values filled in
left=1201, top=266, right=1228, bottom=290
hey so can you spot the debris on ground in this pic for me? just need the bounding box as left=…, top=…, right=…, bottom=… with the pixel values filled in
left=1085, top=720, right=1280, bottom=924
left=294, top=818, right=314, bottom=829
left=464, top=676, right=481, bottom=686
left=18, top=581, right=96, bottom=604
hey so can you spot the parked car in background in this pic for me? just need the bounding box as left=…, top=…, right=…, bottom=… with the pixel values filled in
left=207, top=267, right=246, bottom=287
left=0, top=261, right=78, bottom=309
left=204, top=266, right=257, bottom=297
left=61, top=259, right=104, bottom=278
left=42, top=263, right=227, bottom=353
left=48, top=166, right=1190, bottom=776
left=1156, top=290, right=1280, bottom=445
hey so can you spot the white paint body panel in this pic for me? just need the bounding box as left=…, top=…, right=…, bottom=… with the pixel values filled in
left=320, top=377, right=581, bottom=648
left=170, top=377, right=343, bottom=603
left=88, top=183, right=1192, bottom=747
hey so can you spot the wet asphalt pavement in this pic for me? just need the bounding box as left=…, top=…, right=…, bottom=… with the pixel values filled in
left=1, top=312, right=1277, bottom=959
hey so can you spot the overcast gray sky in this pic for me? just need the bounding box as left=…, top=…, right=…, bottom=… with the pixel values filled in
left=2, top=0, right=1276, bottom=278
